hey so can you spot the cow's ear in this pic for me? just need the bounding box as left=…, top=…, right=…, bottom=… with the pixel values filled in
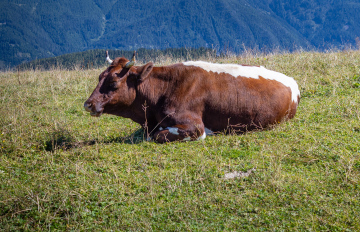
left=137, top=62, right=153, bottom=81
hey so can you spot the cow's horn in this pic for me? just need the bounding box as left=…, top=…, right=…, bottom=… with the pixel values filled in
left=106, top=50, right=113, bottom=64
left=125, top=51, right=136, bottom=68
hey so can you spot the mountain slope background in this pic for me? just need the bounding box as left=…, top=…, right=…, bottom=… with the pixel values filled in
left=1, top=0, right=360, bottom=69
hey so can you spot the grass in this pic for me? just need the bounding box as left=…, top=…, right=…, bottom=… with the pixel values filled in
left=1, top=50, right=360, bottom=231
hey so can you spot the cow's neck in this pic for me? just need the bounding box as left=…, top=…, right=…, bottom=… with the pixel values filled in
left=129, top=74, right=172, bottom=131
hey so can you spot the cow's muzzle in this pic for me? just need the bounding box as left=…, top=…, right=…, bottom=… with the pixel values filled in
left=84, top=102, right=103, bottom=117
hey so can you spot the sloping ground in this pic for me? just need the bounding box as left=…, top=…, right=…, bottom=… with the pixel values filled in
left=96, top=0, right=309, bottom=50
left=269, top=0, right=360, bottom=48
left=2, top=0, right=360, bottom=69
left=0, top=0, right=103, bottom=69
left=0, top=50, right=359, bottom=230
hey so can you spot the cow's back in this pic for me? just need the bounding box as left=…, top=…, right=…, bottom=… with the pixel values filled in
left=181, top=61, right=300, bottom=133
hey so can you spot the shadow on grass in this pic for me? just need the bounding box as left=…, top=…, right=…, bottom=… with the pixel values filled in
left=43, top=125, right=272, bottom=152
left=44, top=128, right=147, bottom=152
left=102, top=128, right=148, bottom=145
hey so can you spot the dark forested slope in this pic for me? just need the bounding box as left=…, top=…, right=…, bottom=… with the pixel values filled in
left=1, top=0, right=360, bottom=69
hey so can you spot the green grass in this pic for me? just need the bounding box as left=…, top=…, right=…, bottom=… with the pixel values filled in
left=1, top=50, right=359, bottom=231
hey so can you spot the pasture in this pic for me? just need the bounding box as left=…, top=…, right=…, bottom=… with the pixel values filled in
left=0, top=50, right=359, bottom=231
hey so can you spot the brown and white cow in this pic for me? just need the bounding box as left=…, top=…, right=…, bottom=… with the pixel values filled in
left=84, top=51, right=300, bottom=143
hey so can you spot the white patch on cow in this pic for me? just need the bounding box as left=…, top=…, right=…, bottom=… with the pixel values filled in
left=183, top=61, right=300, bottom=103
left=164, top=127, right=212, bottom=141
left=166, top=127, right=179, bottom=135
left=197, top=131, right=206, bottom=141
left=159, top=127, right=163, bottom=131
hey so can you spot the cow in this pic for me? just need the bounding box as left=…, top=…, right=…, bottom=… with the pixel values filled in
left=84, top=51, right=300, bottom=143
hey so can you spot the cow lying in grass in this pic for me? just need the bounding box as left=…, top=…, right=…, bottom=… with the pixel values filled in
left=84, top=51, right=300, bottom=143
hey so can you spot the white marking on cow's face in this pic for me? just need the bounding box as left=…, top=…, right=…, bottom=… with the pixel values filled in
left=183, top=61, right=300, bottom=103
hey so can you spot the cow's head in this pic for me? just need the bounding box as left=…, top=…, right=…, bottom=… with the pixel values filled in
left=84, top=51, right=153, bottom=117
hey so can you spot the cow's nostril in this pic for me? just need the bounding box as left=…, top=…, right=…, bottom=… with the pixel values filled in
left=84, top=102, right=93, bottom=112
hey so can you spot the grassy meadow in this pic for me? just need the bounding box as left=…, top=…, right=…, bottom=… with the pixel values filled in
left=0, top=50, right=359, bottom=231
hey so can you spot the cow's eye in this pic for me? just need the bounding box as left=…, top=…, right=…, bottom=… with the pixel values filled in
left=110, top=81, right=118, bottom=88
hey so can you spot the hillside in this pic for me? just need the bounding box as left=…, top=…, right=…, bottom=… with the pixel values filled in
left=16, top=47, right=217, bottom=70
left=1, top=50, right=359, bottom=230
left=1, top=0, right=360, bottom=69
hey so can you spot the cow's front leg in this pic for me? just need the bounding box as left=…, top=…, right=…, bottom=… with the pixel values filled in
left=153, top=123, right=206, bottom=143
